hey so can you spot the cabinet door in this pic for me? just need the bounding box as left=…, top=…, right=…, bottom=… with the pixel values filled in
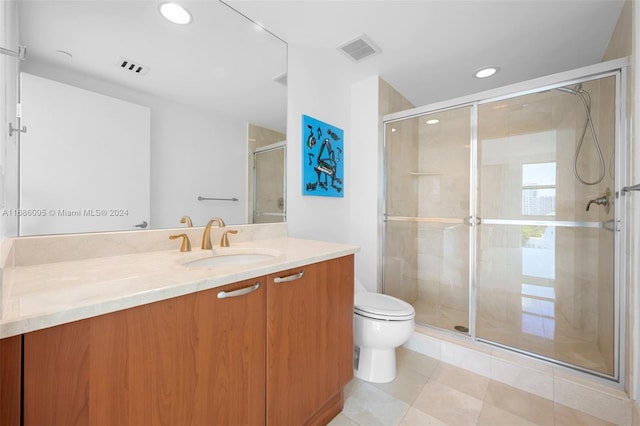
left=23, top=278, right=266, bottom=426
left=266, top=255, right=354, bottom=426
left=0, top=335, right=21, bottom=426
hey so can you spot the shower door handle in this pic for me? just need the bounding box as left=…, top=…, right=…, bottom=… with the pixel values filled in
left=622, top=183, right=640, bottom=193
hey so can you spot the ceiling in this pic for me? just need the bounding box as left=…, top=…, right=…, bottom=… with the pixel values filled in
left=227, top=0, right=626, bottom=108
left=17, top=0, right=626, bottom=131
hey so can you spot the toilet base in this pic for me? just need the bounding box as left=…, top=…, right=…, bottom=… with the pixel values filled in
left=354, top=346, right=397, bottom=383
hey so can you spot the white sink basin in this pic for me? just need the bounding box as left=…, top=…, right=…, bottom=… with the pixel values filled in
left=184, top=249, right=279, bottom=269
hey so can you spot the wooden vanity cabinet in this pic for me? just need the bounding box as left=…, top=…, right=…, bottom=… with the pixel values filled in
left=266, top=255, right=354, bottom=425
left=13, top=255, right=354, bottom=425
left=0, top=335, right=21, bottom=426
left=22, top=276, right=266, bottom=426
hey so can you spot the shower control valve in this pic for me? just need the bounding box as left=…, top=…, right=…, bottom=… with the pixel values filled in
left=586, top=188, right=610, bottom=213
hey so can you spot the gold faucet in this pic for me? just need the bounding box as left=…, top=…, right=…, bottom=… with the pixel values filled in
left=179, top=215, right=193, bottom=227
left=169, top=234, right=191, bottom=252
left=220, top=230, right=238, bottom=247
left=201, top=217, right=226, bottom=249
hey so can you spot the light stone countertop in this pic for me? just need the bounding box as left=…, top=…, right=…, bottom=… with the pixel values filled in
left=0, top=237, right=359, bottom=338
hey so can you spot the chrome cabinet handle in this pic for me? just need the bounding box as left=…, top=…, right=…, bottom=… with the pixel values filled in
left=273, top=271, right=305, bottom=283
left=217, top=282, right=260, bottom=299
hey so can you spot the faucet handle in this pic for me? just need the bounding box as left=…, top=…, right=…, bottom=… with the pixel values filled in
left=169, top=234, right=192, bottom=252
left=220, top=230, right=238, bottom=247
left=180, top=215, right=193, bottom=227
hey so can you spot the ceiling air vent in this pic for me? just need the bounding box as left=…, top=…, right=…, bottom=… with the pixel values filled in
left=117, top=57, right=150, bottom=76
left=338, top=34, right=380, bottom=62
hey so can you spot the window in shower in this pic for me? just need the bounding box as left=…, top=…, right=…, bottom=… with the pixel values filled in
left=520, top=162, right=558, bottom=339
left=522, top=161, right=556, bottom=216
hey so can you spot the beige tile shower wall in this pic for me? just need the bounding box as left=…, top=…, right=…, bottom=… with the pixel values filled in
left=554, top=89, right=593, bottom=342
left=379, top=78, right=414, bottom=117
left=417, top=223, right=470, bottom=314
left=596, top=76, right=617, bottom=374
left=416, top=108, right=471, bottom=316
left=384, top=119, right=419, bottom=303
left=247, top=124, right=286, bottom=223
left=601, top=0, right=632, bottom=63
left=477, top=96, right=563, bottom=338
left=476, top=89, right=612, bottom=367
left=379, top=78, right=418, bottom=302
left=557, top=76, right=616, bottom=373
left=254, top=147, right=285, bottom=224
left=385, top=221, right=418, bottom=302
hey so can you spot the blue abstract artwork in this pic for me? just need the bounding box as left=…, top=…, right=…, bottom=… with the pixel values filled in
left=302, top=115, right=343, bottom=197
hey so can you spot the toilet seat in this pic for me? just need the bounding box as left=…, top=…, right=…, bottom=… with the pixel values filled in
left=354, top=293, right=415, bottom=321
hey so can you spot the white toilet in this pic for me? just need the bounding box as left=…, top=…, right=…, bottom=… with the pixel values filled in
left=353, top=280, right=415, bottom=383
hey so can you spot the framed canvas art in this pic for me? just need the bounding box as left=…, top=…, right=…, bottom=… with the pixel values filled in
left=302, top=114, right=343, bottom=197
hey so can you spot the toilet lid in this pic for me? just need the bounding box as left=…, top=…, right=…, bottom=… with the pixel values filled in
left=354, top=293, right=415, bottom=321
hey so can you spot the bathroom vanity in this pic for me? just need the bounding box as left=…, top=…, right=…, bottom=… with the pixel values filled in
left=0, top=224, right=358, bottom=426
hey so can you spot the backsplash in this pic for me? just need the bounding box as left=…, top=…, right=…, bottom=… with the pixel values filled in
left=0, top=223, right=287, bottom=316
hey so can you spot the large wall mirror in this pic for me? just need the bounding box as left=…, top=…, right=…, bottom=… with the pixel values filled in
left=1, top=0, right=287, bottom=236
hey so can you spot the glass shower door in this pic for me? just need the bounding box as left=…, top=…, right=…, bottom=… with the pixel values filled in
left=253, top=144, right=286, bottom=223
left=383, top=106, right=472, bottom=333
left=475, top=76, right=617, bottom=376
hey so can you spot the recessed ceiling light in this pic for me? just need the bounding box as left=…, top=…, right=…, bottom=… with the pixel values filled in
left=474, top=66, right=499, bottom=79
left=426, top=119, right=439, bottom=125
left=159, top=3, right=192, bottom=25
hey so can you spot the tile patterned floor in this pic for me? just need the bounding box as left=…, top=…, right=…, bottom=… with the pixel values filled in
left=328, top=347, right=616, bottom=426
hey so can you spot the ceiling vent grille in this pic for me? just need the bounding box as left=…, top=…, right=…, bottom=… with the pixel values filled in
left=338, top=34, right=380, bottom=62
left=117, top=57, right=150, bottom=76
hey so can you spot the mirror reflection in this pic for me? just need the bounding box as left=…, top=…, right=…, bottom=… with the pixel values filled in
left=8, top=0, right=287, bottom=236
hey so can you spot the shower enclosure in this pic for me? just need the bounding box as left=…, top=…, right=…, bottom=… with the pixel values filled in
left=382, top=60, right=627, bottom=380
left=253, top=142, right=286, bottom=223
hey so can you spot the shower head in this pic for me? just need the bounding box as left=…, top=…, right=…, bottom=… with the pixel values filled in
left=556, top=83, right=583, bottom=95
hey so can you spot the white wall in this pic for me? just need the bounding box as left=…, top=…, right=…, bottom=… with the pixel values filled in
left=286, top=44, right=381, bottom=291
left=1, top=0, right=19, bottom=239
left=286, top=44, right=353, bottom=245
left=350, top=76, right=381, bottom=292
left=149, top=97, right=246, bottom=228
left=21, top=60, right=248, bottom=229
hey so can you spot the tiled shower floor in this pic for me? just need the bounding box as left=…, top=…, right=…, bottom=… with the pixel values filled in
left=411, top=299, right=610, bottom=376
left=328, top=347, right=615, bottom=426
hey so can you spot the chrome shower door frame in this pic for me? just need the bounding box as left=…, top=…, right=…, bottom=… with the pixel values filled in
left=381, top=57, right=630, bottom=384
left=252, top=141, right=287, bottom=224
